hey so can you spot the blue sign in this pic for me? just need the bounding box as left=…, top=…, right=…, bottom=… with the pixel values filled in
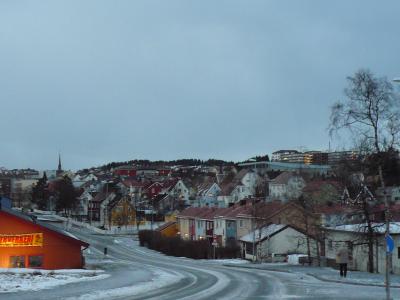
left=385, top=235, right=394, bottom=253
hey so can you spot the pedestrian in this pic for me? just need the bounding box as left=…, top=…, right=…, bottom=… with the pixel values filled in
left=336, top=246, right=349, bottom=277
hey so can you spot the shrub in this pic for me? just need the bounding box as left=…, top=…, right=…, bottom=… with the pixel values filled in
left=138, top=230, right=240, bottom=259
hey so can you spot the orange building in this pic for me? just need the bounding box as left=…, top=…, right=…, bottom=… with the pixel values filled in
left=0, top=207, right=89, bottom=269
left=156, top=221, right=178, bottom=237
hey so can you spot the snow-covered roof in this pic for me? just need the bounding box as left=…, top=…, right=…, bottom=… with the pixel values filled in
left=325, top=222, right=400, bottom=234
left=240, top=224, right=287, bottom=243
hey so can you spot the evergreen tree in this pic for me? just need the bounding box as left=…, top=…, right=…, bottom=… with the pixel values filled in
left=32, top=172, right=48, bottom=210
left=54, top=175, right=79, bottom=215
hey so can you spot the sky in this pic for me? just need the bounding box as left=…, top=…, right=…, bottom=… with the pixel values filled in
left=1, top=0, right=400, bottom=170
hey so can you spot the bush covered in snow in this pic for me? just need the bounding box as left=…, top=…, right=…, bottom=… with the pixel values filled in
left=138, top=230, right=240, bottom=259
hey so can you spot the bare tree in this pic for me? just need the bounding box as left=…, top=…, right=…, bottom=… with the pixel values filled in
left=329, top=69, right=400, bottom=284
left=330, top=69, right=400, bottom=152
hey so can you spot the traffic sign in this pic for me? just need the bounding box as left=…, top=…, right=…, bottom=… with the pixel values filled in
left=385, top=235, right=394, bottom=253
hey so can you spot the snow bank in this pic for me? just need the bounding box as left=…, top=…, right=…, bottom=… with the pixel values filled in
left=201, top=259, right=250, bottom=265
left=0, top=268, right=109, bottom=293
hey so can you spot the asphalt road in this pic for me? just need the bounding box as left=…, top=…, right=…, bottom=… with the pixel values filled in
left=3, top=224, right=400, bottom=300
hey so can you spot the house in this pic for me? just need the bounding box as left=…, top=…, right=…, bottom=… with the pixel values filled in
left=72, top=189, right=91, bottom=221
left=0, top=207, right=88, bottom=269
left=152, top=193, right=172, bottom=213
left=177, top=207, right=212, bottom=240
left=144, top=182, right=164, bottom=200
left=163, top=179, right=190, bottom=206
left=120, top=179, right=148, bottom=204
left=217, top=169, right=260, bottom=207
left=72, top=174, right=98, bottom=188
left=240, top=224, right=318, bottom=262
left=113, top=165, right=137, bottom=177
left=267, top=172, right=305, bottom=202
left=10, top=178, right=38, bottom=208
left=156, top=221, right=178, bottom=237
left=107, top=196, right=136, bottom=228
left=213, top=204, right=253, bottom=247
left=196, top=182, right=221, bottom=207
left=324, top=223, right=400, bottom=274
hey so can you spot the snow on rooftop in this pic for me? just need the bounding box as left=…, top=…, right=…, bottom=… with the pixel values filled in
left=240, top=224, right=286, bottom=243
left=326, top=222, right=400, bottom=234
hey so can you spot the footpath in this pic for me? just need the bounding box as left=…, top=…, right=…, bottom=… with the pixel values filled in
left=223, top=262, right=400, bottom=288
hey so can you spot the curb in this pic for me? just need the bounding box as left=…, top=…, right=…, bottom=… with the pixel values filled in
left=307, top=273, right=400, bottom=289
left=222, top=264, right=292, bottom=274
left=223, top=264, right=400, bottom=288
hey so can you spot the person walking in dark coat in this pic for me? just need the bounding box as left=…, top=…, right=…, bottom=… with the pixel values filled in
left=336, top=247, right=349, bottom=277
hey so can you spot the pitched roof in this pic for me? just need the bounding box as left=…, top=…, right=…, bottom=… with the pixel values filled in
left=156, top=221, right=177, bottom=232
left=91, top=191, right=108, bottom=203
left=240, top=224, right=287, bottom=243
left=0, top=207, right=89, bottom=247
left=270, top=172, right=297, bottom=185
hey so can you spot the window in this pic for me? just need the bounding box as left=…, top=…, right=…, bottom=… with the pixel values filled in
left=29, top=255, right=43, bottom=268
left=239, top=220, right=243, bottom=227
left=10, top=256, right=25, bottom=268
left=398, top=247, right=400, bottom=259
left=328, top=240, right=333, bottom=250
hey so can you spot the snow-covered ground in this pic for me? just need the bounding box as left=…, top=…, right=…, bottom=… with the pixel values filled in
left=202, top=258, right=250, bottom=265
left=65, top=268, right=183, bottom=300
left=0, top=268, right=109, bottom=293
left=235, top=262, right=400, bottom=287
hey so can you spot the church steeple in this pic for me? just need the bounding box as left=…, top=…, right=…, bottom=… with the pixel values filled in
left=57, top=153, right=63, bottom=176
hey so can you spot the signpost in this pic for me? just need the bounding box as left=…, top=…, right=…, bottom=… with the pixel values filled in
left=212, top=235, right=217, bottom=259
left=386, top=235, right=394, bottom=253
left=385, top=234, right=393, bottom=300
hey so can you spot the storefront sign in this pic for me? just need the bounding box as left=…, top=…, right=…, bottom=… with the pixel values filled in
left=0, top=233, right=43, bottom=247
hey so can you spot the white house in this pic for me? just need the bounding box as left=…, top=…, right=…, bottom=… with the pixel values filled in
left=268, top=172, right=305, bottom=202
left=240, top=224, right=317, bottom=262
left=218, top=169, right=260, bottom=207
left=325, top=223, right=400, bottom=274
left=196, top=182, right=221, bottom=207
left=165, top=180, right=190, bottom=205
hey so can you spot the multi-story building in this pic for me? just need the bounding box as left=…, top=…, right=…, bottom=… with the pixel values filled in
left=271, top=150, right=299, bottom=162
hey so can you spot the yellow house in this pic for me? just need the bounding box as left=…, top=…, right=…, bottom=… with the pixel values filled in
left=156, top=221, right=178, bottom=237
left=109, top=196, right=136, bottom=227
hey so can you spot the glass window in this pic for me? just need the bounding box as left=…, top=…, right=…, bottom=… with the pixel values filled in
left=10, top=256, right=25, bottom=268
left=29, top=255, right=43, bottom=268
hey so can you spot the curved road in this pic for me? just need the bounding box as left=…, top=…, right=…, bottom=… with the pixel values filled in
left=3, top=225, right=399, bottom=300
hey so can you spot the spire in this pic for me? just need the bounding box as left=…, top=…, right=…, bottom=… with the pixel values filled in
left=58, top=153, right=62, bottom=171
left=57, top=153, right=63, bottom=176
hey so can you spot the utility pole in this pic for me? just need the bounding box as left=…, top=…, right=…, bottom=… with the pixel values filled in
left=252, top=198, right=256, bottom=262
left=151, top=197, right=154, bottom=230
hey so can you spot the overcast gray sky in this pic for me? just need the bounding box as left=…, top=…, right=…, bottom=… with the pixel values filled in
left=1, top=0, right=400, bottom=170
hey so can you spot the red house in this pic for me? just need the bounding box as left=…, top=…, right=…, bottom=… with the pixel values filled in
left=113, top=166, right=137, bottom=177
left=0, top=207, right=89, bottom=269
left=144, top=182, right=163, bottom=199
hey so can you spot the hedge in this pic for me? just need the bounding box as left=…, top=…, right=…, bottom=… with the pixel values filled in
left=138, top=230, right=240, bottom=259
